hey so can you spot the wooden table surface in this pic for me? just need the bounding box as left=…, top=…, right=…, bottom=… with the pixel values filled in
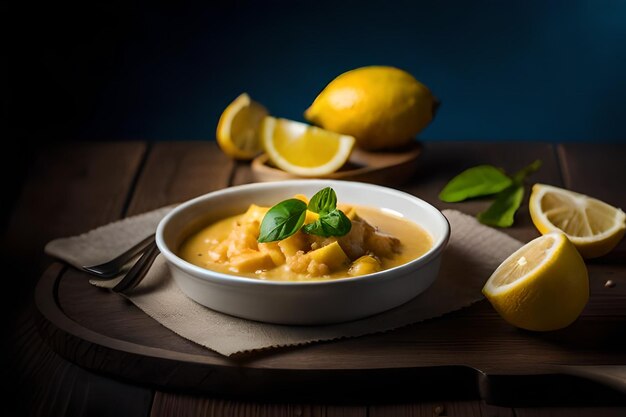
left=4, top=141, right=626, bottom=416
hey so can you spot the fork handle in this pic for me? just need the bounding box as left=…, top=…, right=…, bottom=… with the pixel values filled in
left=112, top=233, right=157, bottom=266
left=83, top=233, right=156, bottom=278
left=112, top=240, right=160, bottom=293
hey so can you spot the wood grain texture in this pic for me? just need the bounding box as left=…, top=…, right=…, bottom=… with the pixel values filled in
left=515, top=407, right=626, bottom=417
left=557, top=143, right=626, bottom=208
left=1, top=141, right=148, bottom=321
left=559, top=365, right=626, bottom=394
left=126, top=141, right=234, bottom=215
left=150, top=393, right=366, bottom=417
left=2, top=141, right=145, bottom=321
left=26, top=141, right=626, bottom=414
left=12, top=311, right=153, bottom=417
left=2, top=141, right=146, bottom=329
left=6, top=142, right=152, bottom=417
left=557, top=143, right=626, bottom=259
left=4, top=142, right=147, bottom=265
left=369, top=401, right=511, bottom=417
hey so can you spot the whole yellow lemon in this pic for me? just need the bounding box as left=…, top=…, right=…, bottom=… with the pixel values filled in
left=304, top=66, right=438, bottom=150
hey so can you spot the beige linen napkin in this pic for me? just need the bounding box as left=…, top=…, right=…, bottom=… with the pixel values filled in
left=45, top=208, right=522, bottom=356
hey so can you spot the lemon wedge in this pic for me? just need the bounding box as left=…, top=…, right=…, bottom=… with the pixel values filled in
left=216, top=93, right=268, bottom=160
left=529, top=184, right=625, bottom=258
left=260, top=116, right=355, bottom=177
left=483, top=232, right=588, bottom=331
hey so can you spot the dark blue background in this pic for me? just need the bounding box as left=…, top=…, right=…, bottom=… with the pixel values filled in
left=10, top=0, right=626, bottom=142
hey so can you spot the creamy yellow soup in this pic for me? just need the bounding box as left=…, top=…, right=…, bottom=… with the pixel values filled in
left=179, top=205, right=432, bottom=281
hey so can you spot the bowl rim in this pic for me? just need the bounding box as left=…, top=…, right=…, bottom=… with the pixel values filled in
left=156, top=179, right=450, bottom=287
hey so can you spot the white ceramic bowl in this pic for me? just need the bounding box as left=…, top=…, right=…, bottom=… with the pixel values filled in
left=156, top=180, right=450, bottom=325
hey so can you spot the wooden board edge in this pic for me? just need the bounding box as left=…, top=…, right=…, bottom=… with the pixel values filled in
left=32, top=264, right=481, bottom=400
left=32, top=264, right=626, bottom=404
left=34, top=263, right=230, bottom=365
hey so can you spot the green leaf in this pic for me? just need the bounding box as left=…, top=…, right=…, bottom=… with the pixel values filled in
left=258, top=187, right=352, bottom=241
left=477, top=184, right=524, bottom=228
left=258, top=199, right=307, bottom=243
left=512, top=159, right=542, bottom=184
left=308, top=187, right=337, bottom=215
left=439, top=165, right=513, bottom=202
left=303, top=209, right=352, bottom=237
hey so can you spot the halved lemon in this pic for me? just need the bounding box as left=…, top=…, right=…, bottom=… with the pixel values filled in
left=260, top=116, right=355, bottom=177
left=529, top=184, right=625, bottom=258
left=216, top=93, right=268, bottom=160
left=483, top=232, right=588, bottom=331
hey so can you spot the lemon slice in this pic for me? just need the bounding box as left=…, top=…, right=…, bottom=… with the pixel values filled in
left=216, top=93, right=268, bottom=160
left=261, top=116, right=355, bottom=177
left=529, top=184, right=625, bottom=258
left=483, top=232, right=588, bottom=331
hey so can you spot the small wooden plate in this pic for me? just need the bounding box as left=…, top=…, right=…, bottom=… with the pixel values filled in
left=251, top=142, right=422, bottom=185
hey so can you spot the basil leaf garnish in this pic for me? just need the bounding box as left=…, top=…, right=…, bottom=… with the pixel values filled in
left=307, top=187, right=337, bottom=215
left=258, top=187, right=353, bottom=241
left=302, top=209, right=352, bottom=237
left=258, top=199, right=307, bottom=243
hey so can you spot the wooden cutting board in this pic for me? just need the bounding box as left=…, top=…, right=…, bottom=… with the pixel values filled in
left=35, top=256, right=626, bottom=404
left=33, top=141, right=626, bottom=405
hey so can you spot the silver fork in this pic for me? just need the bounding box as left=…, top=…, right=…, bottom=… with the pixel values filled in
left=112, top=239, right=160, bottom=294
left=82, top=234, right=155, bottom=278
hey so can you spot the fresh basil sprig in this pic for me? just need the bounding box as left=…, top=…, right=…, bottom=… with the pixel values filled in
left=258, top=187, right=352, bottom=242
left=439, top=165, right=512, bottom=203
left=440, top=160, right=542, bottom=228
left=257, top=199, right=307, bottom=243
left=476, top=183, right=524, bottom=227
left=303, top=208, right=352, bottom=237
left=307, top=187, right=337, bottom=215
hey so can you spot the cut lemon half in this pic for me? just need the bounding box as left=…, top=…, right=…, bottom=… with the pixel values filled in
left=483, top=232, right=588, bottom=331
left=261, top=116, right=355, bottom=177
left=216, top=93, right=268, bottom=160
left=529, top=184, right=625, bottom=258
